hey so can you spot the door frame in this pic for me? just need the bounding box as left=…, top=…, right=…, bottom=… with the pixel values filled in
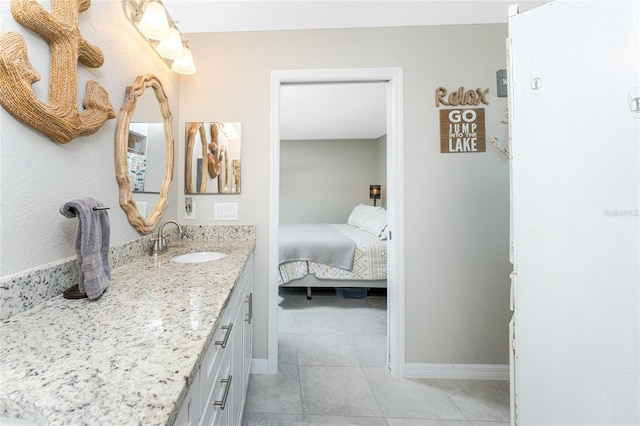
left=268, top=68, right=406, bottom=376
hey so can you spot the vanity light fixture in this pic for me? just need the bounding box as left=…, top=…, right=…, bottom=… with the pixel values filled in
left=122, top=0, right=197, bottom=75
left=369, top=185, right=381, bottom=207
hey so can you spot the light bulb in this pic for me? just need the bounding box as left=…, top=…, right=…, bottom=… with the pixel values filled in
left=138, top=1, right=170, bottom=40
left=157, top=27, right=184, bottom=59
left=171, top=47, right=196, bottom=75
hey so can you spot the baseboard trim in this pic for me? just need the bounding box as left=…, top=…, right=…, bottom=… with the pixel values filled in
left=250, top=360, right=508, bottom=379
left=405, top=363, right=509, bottom=380
left=250, top=358, right=269, bottom=374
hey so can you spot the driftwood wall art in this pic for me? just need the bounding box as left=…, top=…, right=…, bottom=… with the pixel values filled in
left=0, top=0, right=115, bottom=144
left=185, top=122, right=231, bottom=194
left=206, top=123, right=230, bottom=193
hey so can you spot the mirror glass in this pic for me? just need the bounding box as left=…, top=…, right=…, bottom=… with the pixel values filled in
left=128, top=90, right=165, bottom=195
left=115, top=75, right=174, bottom=234
left=185, top=122, right=241, bottom=194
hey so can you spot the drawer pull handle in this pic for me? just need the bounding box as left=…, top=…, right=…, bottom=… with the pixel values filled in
left=215, top=323, right=233, bottom=348
left=213, top=375, right=232, bottom=410
left=245, top=292, right=253, bottom=324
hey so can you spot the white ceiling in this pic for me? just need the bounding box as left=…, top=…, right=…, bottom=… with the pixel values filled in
left=162, top=1, right=548, bottom=140
left=164, top=1, right=548, bottom=34
left=280, top=82, right=387, bottom=140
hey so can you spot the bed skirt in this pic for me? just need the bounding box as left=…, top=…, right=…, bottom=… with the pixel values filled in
left=279, top=273, right=387, bottom=289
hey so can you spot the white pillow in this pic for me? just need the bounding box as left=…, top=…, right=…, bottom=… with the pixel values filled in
left=347, top=204, right=387, bottom=240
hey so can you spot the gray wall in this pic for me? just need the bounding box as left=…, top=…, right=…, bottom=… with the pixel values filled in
left=179, top=24, right=512, bottom=365
left=0, top=1, right=180, bottom=277
left=280, top=138, right=387, bottom=224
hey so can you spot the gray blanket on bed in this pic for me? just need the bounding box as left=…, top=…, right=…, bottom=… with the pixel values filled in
left=279, top=224, right=356, bottom=270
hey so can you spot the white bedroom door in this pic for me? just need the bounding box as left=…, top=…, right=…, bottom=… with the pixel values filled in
left=509, top=1, right=639, bottom=424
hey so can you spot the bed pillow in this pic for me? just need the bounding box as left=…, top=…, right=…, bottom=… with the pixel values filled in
left=347, top=204, right=388, bottom=240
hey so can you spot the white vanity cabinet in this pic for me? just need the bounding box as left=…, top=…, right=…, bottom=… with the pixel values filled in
left=175, top=253, right=254, bottom=426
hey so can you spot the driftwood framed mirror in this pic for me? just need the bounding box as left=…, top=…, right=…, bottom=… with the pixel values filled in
left=115, top=74, right=174, bottom=234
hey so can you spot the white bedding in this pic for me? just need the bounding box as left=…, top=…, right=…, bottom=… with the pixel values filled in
left=279, top=224, right=387, bottom=284
left=279, top=223, right=356, bottom=270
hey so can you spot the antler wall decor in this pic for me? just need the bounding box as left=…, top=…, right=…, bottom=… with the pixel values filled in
left=0, top=0, right=115, bottom=144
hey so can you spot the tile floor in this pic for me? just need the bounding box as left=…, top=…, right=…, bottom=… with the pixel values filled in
left=242, top=288, right=510, bottom=426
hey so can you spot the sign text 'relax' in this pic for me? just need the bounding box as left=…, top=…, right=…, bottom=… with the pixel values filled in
left=435, top=86, right=489, bottom=107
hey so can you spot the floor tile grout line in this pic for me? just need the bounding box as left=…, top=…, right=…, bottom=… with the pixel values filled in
left=436, top=379, right=472, bottom=423
left=295, top=359, right=307, bottom=418
left=361, top=365, right=392, bottom=421
left=302, top=414, right=392, bottom=425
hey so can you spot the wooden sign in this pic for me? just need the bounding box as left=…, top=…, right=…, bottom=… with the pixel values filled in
left=435, top=86, right=489, bottom=107
left=439, top=108, right=486, bottom=153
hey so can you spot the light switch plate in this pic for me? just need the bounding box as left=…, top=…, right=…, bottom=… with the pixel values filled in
left=215, top=203, right=238, bottom=221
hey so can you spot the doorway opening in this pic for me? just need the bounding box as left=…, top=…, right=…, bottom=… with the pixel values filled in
left=268, top=68, right=406, bottom=377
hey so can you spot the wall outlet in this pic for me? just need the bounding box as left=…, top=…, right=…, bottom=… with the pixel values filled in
left=215, top=203, right=238, bottom=221
left=185, top=201, right=196, bottom=220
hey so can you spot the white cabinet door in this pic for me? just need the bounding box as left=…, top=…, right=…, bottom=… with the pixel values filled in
left=242, top=290, right=253, bottom=391
left=230, top=292, right=245, bottom=425
left=231, top=253, right=253, bottom=425
left=174, top=370, right=201, bottom=426
left=509, top=2, right=639, bottom=424
left=242, top=255, right=254, bottom=392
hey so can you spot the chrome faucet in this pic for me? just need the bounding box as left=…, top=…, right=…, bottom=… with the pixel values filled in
left=149, top=220, right=184, bottom=256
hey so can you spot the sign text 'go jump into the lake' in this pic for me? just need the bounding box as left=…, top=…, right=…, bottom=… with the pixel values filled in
left=436, top=86, right=488, bottom=154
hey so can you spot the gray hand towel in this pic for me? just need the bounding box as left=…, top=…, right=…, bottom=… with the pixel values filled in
left=60, top=198, right=111, bottom=299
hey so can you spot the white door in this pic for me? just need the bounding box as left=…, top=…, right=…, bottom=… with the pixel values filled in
left=509, top=1, right=639, bottom=424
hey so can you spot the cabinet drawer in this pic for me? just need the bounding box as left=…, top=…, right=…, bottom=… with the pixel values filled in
left=200, top=352, right=231, bottom=426
left=200, top=306, right=230, bottom=410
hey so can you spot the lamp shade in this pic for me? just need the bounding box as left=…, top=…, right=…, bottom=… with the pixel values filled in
left=138, top=1, right=170, bottom=40
left=157, top=27, right=184, bottom=59
left=369, top=185, right=381, bottom=199
left=171, top=46, right=197, bottom=75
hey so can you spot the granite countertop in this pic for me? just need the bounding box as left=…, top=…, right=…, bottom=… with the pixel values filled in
left=0, top=238, right=255, bottom=425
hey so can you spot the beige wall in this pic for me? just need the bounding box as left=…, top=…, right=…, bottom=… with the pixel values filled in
left=280, top=138, right=387, bottom=224
left=179, top=24, right=512, bottom=365
left=0, top=1, right=180, bottom=276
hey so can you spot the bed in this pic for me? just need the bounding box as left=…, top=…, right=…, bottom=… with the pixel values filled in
left=278, top=204, right=388, bottom=298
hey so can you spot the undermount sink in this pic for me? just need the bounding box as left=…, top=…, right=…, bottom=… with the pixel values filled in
left=171, top=252, right=227, bottom=263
